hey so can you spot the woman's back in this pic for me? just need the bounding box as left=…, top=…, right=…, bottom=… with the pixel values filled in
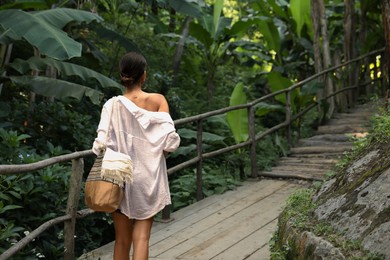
left=123, top=92, right=169, bottom=113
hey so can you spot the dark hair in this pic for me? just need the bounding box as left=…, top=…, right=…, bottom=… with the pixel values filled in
left=119, top=52, right=147, bottom=87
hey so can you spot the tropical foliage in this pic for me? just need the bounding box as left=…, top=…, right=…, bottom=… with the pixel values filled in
left=0, top=0, right=387, bottom=258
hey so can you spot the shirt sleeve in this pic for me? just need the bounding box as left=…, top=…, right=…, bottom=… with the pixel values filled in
left=92, top=101, right=112, bottom=155
left=163, top=131, right=181, bottom=152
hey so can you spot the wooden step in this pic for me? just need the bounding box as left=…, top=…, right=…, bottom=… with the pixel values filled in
left=260, top=101, right=377, bottom=182
left=298, top=139, right=351, bottom=147
left=290, top=145, right=352, bottom=154
left=301, top=133, right=352, bottom=142
left=316, top=125, right=369, bottom=135
left=326, top=118, right=371, bottom=125
left=278, top=157, right=339, bottom=165
left=272, top=164, right=333, bottom=171
left=332, top=112, right=373, bottom=119
left=259, top=170, right=326, bottom=181
left=276, top=162, right=334, bottom=170
left=288, top=153, right=345, bottom=159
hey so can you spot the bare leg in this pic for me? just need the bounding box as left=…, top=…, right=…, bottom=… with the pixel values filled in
left=112, top=211, right=133, bottom=260
left=132, top=217, right=153, bottom=260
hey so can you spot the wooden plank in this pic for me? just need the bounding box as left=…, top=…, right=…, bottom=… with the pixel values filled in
left=154, top=182, right=298, bottom=259
left=79, top=242, right=114, bottom=260
left=260, top=170, right=326, bottom=181
left=282, top=164, right=332, bottom=170
left=301, top=133, right=351, bottom=142
left=290, top=145, right=352, bottom=154
left=278, top=157, right=338, bottom=164
left=157, top=179, right=278, bottom=224
left=288, top=153, right=343, bottom=159
left=326, top=118, right=370, bottom=125
left=332, top=112, right=373, bottom=119
left=297, top=140, right=351, bottom=147
left=150, top=179, right=283, bottom=248
left=210, top=217, right=280, bottom=260
left=150, top=180, right=291, bottom=257
left=272, top=164, right=332, bottom=171
left=79, top=180, right=288, bottom=260
left=178, top=185, right=295, bottom=260
left=316, top=125, right=368, bottom=134
left=245, top=245, right=271, bottom=260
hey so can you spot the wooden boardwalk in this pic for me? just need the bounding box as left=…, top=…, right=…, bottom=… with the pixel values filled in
left=79, top=102, right=376, bottom=260
left=79, top=179, right=303, bottom=260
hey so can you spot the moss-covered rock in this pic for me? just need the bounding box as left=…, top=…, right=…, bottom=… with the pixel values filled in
left=271, top=115, right=390, bottom=259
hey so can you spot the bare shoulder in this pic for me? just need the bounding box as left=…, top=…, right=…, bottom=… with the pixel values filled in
left=146, top=93, right=169, bottom=112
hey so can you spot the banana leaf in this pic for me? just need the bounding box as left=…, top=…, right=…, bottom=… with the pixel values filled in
left=168, top=0, right=204, bottom=19
left=266, top=71, right=294, bottom=104
left=0, top=9, right=102, bottom=60
left=226, top=82, right=248, bottom=144
left=9, top=76, right=103, bottom=105
left=290, top=0, right=313, bottom=38
left=9, top=57, right=123, bottom=91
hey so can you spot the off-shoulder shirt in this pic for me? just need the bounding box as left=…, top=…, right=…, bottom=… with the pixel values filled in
left=92, top=96, right=180, bottom=219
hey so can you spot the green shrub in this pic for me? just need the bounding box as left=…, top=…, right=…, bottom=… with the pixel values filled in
left=0, top=128, right=113, bottom=258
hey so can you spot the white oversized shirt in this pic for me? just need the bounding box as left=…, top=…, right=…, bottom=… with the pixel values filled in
left=92, top=96, right=180, bottom=219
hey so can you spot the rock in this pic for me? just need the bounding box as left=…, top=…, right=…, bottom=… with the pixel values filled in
left=300, top=231, right=345, bottom=260
left=362, top=222, right=390, bottom=259
left=274, top=132, right=390, bottom=258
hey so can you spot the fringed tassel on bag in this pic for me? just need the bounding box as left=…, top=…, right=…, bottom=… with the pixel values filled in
left=101, top=168, right=133, bottom=188
left=101, top=148, right=134, bottom=187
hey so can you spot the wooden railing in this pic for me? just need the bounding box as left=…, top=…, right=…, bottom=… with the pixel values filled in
left=0, top=48, right=385, bottom=260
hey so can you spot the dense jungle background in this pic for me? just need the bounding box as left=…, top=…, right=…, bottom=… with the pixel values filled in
left=0, top=0, right=388, bottom=258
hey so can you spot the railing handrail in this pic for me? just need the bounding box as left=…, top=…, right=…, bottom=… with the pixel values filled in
left=0, top=150, right=94, bottom=175
left=174, top=48, right=385, bottom=126
left=0, top=46, right=385, bottom=175
left=0, top=48, right=384, bottom=176
left=0, top=47, right=385, bottom=259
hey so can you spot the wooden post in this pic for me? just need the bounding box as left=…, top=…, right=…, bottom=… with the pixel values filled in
left=196, top=120, right=203, bottom=201
left=64, top=158, right=84, bottom=260
left=381, top=55, right=387, bottom=95
left=248, top=106, right=257, bottom=179
left=286, top=91, right=292, bottom=148
left=351, top=65, right=356, bottom=108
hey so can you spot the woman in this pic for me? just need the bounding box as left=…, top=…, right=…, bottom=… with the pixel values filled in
left=92, top=52, right=180, bottom=260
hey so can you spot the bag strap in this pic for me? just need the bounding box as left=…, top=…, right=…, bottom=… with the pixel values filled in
left=103, top=97, right=117, bottom=147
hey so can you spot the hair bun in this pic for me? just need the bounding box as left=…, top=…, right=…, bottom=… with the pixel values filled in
left=119, top=52, right=147, bottom=87
left=121, top=76, right=134, bottom=84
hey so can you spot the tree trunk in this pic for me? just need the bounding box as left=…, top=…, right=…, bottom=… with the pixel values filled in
left=319, top=0, right=335, bottom=117
left=172, top=17, right=192, bottom=81
left=383, top=0, right=390, bottom=89
left=172, top=17, right=191, bottom=72
left=358, top=2, right=371, bottom=97
left=29, top=48, right=40, bottom=109
left=311, top=0, right=323, bottom=74
left=311, top=0, right=335, bottom=121
left=344, top=0, right=356, bottom=106
left=311, top=0, right=323, bottom=122
left=333, top=50, right=347, bottom=111
left=46, top=66, right=57, bottom=102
